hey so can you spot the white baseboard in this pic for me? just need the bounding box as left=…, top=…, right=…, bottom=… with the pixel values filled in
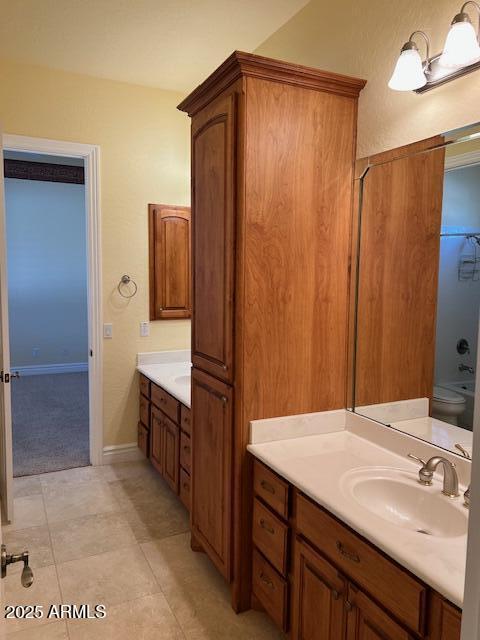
left=13, top=362, right=88, bottom=376
left=101, top=442, right=143, bottom=465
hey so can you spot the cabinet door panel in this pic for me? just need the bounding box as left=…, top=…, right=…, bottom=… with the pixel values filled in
left=346, top=585, right=412, bottom=640
left=150, top=406, right=164, bottom=474
left=292, top=538, right=346, bottom=640
left=162, top=415, right=180, bottom=493
left=191, top=367, right=232, bottom=579
left=149, top=204, right=191, bottom=320
left=191, top=94, right=236, bottom=382
left=429, top=592, right=462, bottom=640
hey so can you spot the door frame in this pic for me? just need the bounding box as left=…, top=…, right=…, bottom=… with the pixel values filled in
left=2, top=134, right=103, bottom=466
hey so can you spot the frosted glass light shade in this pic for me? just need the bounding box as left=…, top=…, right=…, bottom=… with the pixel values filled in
left=439, top=20, right=480, bottom=68
left=388, top=48, right=427, bottom=91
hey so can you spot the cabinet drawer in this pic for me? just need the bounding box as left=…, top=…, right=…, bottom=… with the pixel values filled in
left=137, top=422, right=149, bottom=458
left=252, top=549, right=288, bottom=632
left=295, top=492, right=427, bottom=635
left=252, top=498, right=288, bottom=576
left=180, top=432, right=191, bottom=474
left=181, top=404, right=191, bottom=435
left=139, top=374, right=150, bottom=399
left=179, top=468, right=191, bottom=511
left=151, top=384, right=180, bottom=423
left=253, top=460, right=289, bottom=519
left=139, top=394, right=150, bottom=428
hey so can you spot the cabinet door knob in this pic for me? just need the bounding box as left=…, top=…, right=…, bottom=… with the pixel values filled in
left=345, top=600, right=353, bottom=612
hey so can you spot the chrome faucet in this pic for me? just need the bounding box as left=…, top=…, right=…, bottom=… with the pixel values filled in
left=458, top=363, right=475, bottom=374
left=408, top=454, right=459, bottom=498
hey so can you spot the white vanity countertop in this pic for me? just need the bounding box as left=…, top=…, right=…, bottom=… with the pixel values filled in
left=137, top=350, right=191, bottom=407
left=248, top=414, right=468, bottom=608
left=390, top=416, right=473, bottom=457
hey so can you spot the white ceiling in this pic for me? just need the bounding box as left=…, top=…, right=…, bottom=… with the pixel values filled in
left=0, top=0, right=308, bottom=93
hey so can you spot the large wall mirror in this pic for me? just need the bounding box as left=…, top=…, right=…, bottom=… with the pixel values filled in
left=352, top=123, right=480, bottom=457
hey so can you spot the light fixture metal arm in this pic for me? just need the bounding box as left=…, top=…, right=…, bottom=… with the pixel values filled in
left=408, top=30, right=431, bottom=71
left=460, top=1, right=480, bottom=36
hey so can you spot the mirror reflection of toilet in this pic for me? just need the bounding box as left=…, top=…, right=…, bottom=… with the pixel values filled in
left=431, top=385, right=467, bottom=425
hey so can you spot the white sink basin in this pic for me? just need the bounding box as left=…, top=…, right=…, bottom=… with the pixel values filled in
left=342, top=467, right=468, bottom=538
left=174, top=375, right=190, bottom=386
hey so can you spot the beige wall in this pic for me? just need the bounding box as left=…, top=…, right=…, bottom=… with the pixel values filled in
left=256, top=0, right=480, bottom=157
left=0, top=59, right=191, bottom=448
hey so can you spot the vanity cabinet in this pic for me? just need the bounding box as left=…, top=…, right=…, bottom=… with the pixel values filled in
left=138, top=373, right=191, bottom=509
left=148, top=203, right=191, bottom=320
left=178, top=51, right=366, bottom=610
left=251, top=459, right=462, bottom=640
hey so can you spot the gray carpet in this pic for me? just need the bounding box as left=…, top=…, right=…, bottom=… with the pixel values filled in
left=11, top=372, right=90, bottom=477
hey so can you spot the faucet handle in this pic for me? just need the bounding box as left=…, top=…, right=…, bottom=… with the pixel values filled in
left=408, top=454, right=433, bottom=485
left=408, top=453, right=427, bottom=467
left=455, top=444, right=471, bottom=460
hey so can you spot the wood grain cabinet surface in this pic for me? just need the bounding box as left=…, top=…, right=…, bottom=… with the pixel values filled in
left=251, top=459, right=462, bottom=640
left=138, top=374, right=191, bottom=511
left=191, top=367, right=233, bottom=581
left=149, top=203, right=191, bottom=320
left=178, top=51, right=365, bottom=610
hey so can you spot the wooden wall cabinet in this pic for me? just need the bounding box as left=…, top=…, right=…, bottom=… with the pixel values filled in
left=149, top=204, right=191, bottom=320
left=354, top=140, right=446, bottom=406
left=178, top=51, right=366, bottom=611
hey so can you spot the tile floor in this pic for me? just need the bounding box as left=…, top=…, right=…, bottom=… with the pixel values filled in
left=3, top=461, right=283, bottom=639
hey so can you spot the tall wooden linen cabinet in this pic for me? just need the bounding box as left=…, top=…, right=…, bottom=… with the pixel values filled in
left=178, top=52, right=365, bottom=612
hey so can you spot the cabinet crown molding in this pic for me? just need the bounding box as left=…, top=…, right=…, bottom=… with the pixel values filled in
left=177, top=50, right=366, bottom=116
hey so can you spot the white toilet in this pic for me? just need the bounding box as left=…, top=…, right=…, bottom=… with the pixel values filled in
left=431, top=385, right=466, bottom=426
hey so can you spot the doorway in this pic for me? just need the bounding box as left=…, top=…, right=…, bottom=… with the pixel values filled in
left=4, top=150, right=90, bottom=475
left=0, top=135, right=103, bottom=515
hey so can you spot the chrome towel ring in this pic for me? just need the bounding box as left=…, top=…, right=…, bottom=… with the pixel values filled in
left=117, top=274, right=138, bottom=298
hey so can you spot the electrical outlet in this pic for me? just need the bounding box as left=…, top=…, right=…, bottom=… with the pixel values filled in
left=140, top=321, right=150, bottom=337
left=103, top=323, right=113, bottom=339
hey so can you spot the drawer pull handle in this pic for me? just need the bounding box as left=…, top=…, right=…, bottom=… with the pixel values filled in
left=260, top=480, right=276, bottom=495
left=345, top=600, right=354, bottom=612
left=336, top=541, right=360, bottom=563
left=260, top=572, right=274, bottom=589
left=259, top=519, right=274, bottom=535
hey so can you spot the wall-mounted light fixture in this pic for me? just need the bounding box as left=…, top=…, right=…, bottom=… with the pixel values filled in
left=389, top=1, right=480, bottom=92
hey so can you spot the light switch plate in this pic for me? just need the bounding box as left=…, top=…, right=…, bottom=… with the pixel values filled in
left=140, top=321, right=150, bottom=337
left=103, top=323, right=113, bottom=339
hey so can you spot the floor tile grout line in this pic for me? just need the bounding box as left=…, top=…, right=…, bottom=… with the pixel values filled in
left=137, top=537, right=189, bottom=639
left=44, top=492, right=72, bottom=640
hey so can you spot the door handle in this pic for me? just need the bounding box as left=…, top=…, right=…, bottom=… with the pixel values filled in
left=1, top=545, right=34, bottom=587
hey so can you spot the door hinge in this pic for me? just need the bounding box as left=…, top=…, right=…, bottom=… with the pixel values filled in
left=0, top=371, right=10, bottom=384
